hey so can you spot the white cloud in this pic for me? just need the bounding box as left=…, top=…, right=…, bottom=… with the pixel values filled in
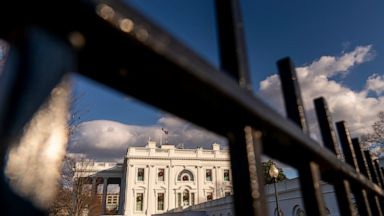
left=304, top=45, right=373, bottom=77
left=69, top=116, right=226, bottom=161
left=258, top=45, right=384, bottom=142
left=366, top=74, right=384, bottom=95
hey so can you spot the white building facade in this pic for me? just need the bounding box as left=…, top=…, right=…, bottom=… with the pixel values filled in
left=156, top=178, right=341, bottom=216
left=122, top=141, right=232, bottom=216
left=76, top=141, right=343, bottom=216
left=76, top=141, right=232, bottom=216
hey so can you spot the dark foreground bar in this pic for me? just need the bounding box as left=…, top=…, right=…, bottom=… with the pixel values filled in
left=0, top=0, right=383, bottom=215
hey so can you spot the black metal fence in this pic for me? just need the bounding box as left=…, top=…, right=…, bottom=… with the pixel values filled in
left=0, top=0, right=383, bottom=215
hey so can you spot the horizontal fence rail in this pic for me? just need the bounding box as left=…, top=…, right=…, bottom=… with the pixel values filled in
left=0, top=0, right=383, bottom=215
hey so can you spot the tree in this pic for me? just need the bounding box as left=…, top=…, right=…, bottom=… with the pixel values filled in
left=361, top=111, right=384, bottom=158
left=48, top=80, right=94, bottom=215
left=262, top=160, right=287, bottom=185
left=48, top=155, right=101, bottom=216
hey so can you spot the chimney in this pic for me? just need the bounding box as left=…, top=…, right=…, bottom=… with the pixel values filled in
left=146, top=141, right=157, bottom=149
left=212, top=143, right=220, bottom=151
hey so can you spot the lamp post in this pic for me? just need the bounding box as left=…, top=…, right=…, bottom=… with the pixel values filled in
left=269, top=163, right=281, bottom=216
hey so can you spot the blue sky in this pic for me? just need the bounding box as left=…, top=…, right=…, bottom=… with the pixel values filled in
left=70, top=1, right=384, bottom=171
left=73, top=0, right=384, bottom=121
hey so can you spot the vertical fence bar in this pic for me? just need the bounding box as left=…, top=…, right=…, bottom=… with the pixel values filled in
left=278, top=57, right=326, bottom=216
left=338, top=122, right=382, bottom=216
left=374, top=160, right=384, bottom=188
left=0, top=28, right=73, bottom=161
left=245, top=127, right=268, bottom=216
left=365, top=151, right=381, bottom=186
left=314, top=97, right=342, bottom=157
left=336, top=122, right=359, bottom=169
left=337, top=122, right=379, bottom=216
left=0, top=28, right=72, bottom=216
left=226, top=129, right=263, bottom=216
left=350, top=138, right=384, bottom=214
left=215, top=0, right=265, bottom=215
left=364, top=150, right=384, bottom=215
left=277, top=58, right=308, bottom=133
left=376, top=159, right=384, bottom=187
left=314, top=97, right=357, bottom=216
left=215, top=0, right=252, bottom=91
left=381, top=168, right=384, bottom=185
left=352, top=138, right=370, bottom=178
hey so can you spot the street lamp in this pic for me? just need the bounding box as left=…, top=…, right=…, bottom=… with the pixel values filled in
left=269, top=163, right=281, bottom=216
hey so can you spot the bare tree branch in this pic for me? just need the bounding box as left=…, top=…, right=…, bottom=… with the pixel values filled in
left=361, top=111, right=384, bottom=158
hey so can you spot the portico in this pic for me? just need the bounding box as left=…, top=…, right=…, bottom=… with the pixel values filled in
left=76, top=162, right=124, bottom=214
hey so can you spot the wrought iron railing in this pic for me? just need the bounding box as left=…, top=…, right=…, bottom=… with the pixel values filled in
left=0, top=0, right=383, bottom=215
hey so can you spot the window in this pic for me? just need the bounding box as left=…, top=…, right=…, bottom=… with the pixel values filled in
left=177, top=193, right=181, bottom=207
left=177, top=169, right=194, bottom=181
left=206, top=169, right=212, bottom=181
left=183, top=189, right=190, bottom=206
left=224, top=169, right=230, bottom=181
left=182, top=175, right=189, bottom=181
left=158, top=168, right=165, bottom=181
left=136, top=193, right=143, bottom=211
left=157, top=193, right=164, bottom=210
left=137, top=168, right=144, bottom=181
left=207, top=192, right=213, bottom=201
left=225, top=191, right=231, bottom=196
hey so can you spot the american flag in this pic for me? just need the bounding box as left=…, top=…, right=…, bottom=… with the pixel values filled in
left=161, top=128, right=169, bottom=135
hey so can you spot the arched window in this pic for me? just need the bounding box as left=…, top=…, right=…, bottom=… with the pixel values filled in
left=177, top=189, right=195, bottom=207
left=158, top=168, right=165, bottom=181
left=183, top=189, right=190, bottom=206
left=177, top=169, right=194, bottom=181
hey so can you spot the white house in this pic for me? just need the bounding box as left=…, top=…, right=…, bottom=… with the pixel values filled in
left=75, top=141, right=233, bottom=216
left=76, top=141, right=343, bottom=216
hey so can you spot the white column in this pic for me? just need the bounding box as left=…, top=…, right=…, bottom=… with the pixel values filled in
left=117, top=177, right=123, bottom=214
left=146, top=165, right=154, bottom=216
left=91, top=177, right=97, bottom=198
left=214, top=166, right=219, bottom=198
left=118, top=159, right=128, bottom=215
left=168, top=165, right=174, bottom=210
left=125, top=164, right=134, bottom=216
left=102, top=177, right=108, bottom=214
left=196, top=166, right=202, bottom=203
